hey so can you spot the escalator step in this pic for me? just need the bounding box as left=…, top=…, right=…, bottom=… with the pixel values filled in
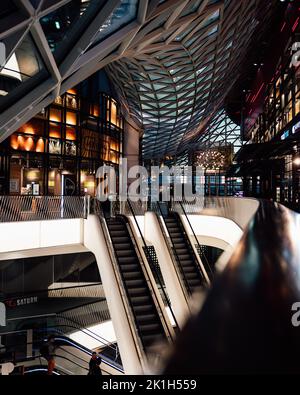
left=175, top=248, right=190, bottom=254
left=173, top=243, right=186, bottom=248
left=111, top=236, right=130, bottom=243
left=131, top=295, right=152, bottom=305
left=122, top=271, right=143, bottom=280
left=132, top=305, right=155, bottom=314
left=185, top=273, right=200, bottom=279
left=119, top=264, right=140, bottom=272
left=124, top=279, right=145, bottom=288
left=136, top=314, right=158, bottom=323
left=110, top=231, right=128, bottom=237
left=116, top=250, right=135, bottom=258
left=113, top=243, right=132, bottom=250
left=142, top=333, right=164, bottom=347
left=127, top=287, right=149, bottom=296
left=180, top=259, right=194, bottom=265
left=118, top=257, right=138, bottom=264
left=177, top=254, right=191, bottom=260
left=139, top=323, right=162, bottom=333
left=182, top=266, right=198, bottom=273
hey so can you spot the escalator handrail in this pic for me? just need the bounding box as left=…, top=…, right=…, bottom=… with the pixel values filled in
left=37, top=324, right=120, bottom=359
left=0, top=336, right=123, bottom=374
left=55, top=314, right=118, bottom=352
left=0, top=310, right=118, bottom=354
left=52, top=335, right=123, bottom=373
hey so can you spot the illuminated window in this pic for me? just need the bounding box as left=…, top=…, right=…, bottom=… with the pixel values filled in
left=49, top=138, right=61, bottom=154
left=65, top=141, right=76, bottom=156
left=66, top=94, right=78, bottom=109
left=67, top=88, right=77, bottom=95
left=112, top=101, right=117, bottom=126
left=54, top=96, right=63, bottom=105
left=11, top=134, right=19, bottom=150
left=66, top=126, right=76, bottom=141
left=49, top=108, right=62, bottom=122
left=36, top=138, right=45, bottom=153
left=66, top=111, right=77, bottom=125
left=49, top=122, right=61, bottom=138
left=90, top=104, right=100, bottom=117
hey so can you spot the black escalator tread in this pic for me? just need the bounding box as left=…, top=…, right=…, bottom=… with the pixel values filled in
left=119, top=263, right=140, bottom=272
left=118, top=256, right=139, bottom=264
left=163, top=212, right=204, bottom=292
left=131, top=295, right=152, bottom=305
left=136, top=314, right=158, bottom=323
left=139, top=323, right=162, bottom=333
left=114, top=243, right=132, bottom=250
left=105, top=215, right=167, bottom=350
left=142, top=334, right=164, bottom=347
left=132, top=305, right=155, bottom=314
left=124, top=279, right=145, bottom=288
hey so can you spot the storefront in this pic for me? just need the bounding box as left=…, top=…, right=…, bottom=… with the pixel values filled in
left=0, top=89, right=124, bottom=196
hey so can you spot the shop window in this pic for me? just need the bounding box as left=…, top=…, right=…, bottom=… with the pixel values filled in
left=110, top=150, right=119, bottom=164
left=49, top=108, right=62, bottom=123
left=65, top=141, right=76, bottom=156
left=49, top=122, right=61, bottom=138
left=81, top=128, right=99, bottom=158
left=66, top=94, right=78, bottom=109
left=67, top=88, right=77, bottom=95
left=110, top=137, right=119, bottom=151
left=49, top=138, right=61, bottom=154
left=90, top=104, right=100, bottom=117
left=11, top=135, right=45, bottom=153
left=54, top=96, right=63, bottom=105
left=66, top=126, right=76, bottom=141
left=102, top=135, right=110, bottom=161
left=19, top=120, right=44, bottom=136
left=36, top=137, right=45, bottom=153
left=22, top=167, right=43, bottom=195
left=66, top=111, right=77, bottom=125
left=111, top=101, right=117, bottom=126
left=80, top=168, right=96, bottom=195
left=11, top=134, right=19, bottom=150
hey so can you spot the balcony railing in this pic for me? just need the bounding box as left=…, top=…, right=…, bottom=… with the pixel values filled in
left=0, top=195, right=89, bottom=222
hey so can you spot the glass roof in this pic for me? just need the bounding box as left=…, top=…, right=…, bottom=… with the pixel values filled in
left=0, top=0, right=276, bottom=157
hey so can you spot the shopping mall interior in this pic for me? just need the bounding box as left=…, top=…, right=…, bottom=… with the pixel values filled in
left=0, top=0, right=300, bottom=376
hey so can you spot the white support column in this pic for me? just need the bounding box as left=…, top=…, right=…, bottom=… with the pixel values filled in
left=26, top=329, right=33, bottom=359
left=144, top=212, right=190, bottom=328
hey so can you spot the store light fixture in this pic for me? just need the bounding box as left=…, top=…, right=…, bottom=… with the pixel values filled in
left=293, top=157, right=300, bottom=166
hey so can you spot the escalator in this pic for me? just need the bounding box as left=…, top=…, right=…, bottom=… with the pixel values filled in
left=105, top=215, right=169, bottom=352
left=1, top=329, right=124, bottom=375
left=158, top=204, right=206, bottom=295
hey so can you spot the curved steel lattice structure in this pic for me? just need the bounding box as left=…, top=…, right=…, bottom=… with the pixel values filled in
left=0, top=0, right=276, bottom=159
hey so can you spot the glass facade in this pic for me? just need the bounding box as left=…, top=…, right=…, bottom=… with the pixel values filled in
left=0, top=89, right=124, bottom=196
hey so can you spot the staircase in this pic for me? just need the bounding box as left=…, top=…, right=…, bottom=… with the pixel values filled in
left=105, top=215, right=167, bottom=352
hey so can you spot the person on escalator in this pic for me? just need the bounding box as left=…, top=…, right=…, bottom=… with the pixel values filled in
left=40, top=335, right=57, bottom=375
left=88, top=352, right=102, bottom=375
